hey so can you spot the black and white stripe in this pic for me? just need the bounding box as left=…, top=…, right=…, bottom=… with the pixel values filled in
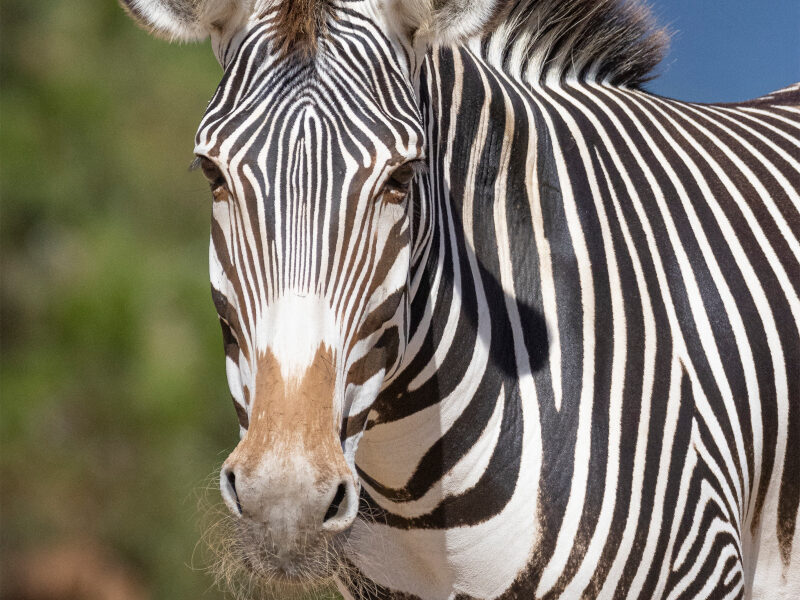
left=195, top=6, right=425, bottom=438
left=350, top=45, right=800, bottom=599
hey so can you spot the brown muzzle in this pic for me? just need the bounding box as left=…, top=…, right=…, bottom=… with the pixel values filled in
left=220, top=346, right=358, bottom=550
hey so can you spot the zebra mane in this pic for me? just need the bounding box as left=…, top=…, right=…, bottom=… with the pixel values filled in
left=121, top=0, right=668, bottom=86
left=254, top=0, right=669, bottom=85
left=256, top=0, right=334, bottom=58
left=406, top=0, right=669, bottom=87
left=487, top=0, right=669, bottom=86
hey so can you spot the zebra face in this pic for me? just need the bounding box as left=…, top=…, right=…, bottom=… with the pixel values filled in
left=190, top=6, right=424, bottom=584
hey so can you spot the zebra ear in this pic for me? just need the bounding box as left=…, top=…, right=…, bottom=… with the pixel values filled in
left=388, top=0, right=500, bottom=46
left=119, top=0, right=250, bottom=42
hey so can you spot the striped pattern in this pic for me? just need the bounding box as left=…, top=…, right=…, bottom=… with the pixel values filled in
left=180, top=3, right=800, bottom=598
left=195, top=6, right=425, bottom=436
left=349, top=46, right=800, bottom=597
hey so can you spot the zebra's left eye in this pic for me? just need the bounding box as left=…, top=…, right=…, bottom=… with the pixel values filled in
left=382, top=163, right=417, bottom=204
left=196, top=156, right=228, bottom=195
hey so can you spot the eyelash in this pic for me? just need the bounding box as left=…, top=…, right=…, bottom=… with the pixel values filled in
left=194, top=156, right=228, bottom=193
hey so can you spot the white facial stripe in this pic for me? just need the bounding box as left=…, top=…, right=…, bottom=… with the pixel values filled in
left=257, top=292, right=339, bottom=382
left=225, top=356, right=245, bottom=403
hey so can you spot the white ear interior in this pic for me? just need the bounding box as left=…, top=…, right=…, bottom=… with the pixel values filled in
left=121, top=0, right=208, bottom=40
left=386, top=0, right=499, bottom=47
left=121, top=0, right=252, bottom=42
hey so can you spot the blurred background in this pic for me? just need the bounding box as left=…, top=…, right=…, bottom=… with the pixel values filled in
left=1, top=1, right=798, bottom=599
left=1, top=2, right=233, bottom=598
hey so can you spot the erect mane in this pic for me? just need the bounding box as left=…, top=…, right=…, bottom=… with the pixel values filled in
left=256, top=0, right=335, bottom=59
left=122, top=0, right=667, bottom=85
left=481, top=0, right=669, bottom=87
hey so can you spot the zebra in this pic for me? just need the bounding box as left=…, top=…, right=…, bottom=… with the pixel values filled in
left=120, top=0, right=800, bottom=597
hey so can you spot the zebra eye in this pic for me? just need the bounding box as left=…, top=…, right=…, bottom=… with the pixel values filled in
left=390, top=163, right=416, bottom=186
left=196, top=156, right=228, bottom=194
left=382, top=163, right=417, bottom=204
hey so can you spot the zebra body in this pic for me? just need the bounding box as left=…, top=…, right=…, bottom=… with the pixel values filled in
left=352, top=45, right=800, bottom=597
left=120, top=0, right=800, bottom=597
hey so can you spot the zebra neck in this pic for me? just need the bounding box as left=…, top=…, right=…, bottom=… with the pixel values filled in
left=356, top=45, right=557, bottom=519
left=350, top=39, right=800, bottom=598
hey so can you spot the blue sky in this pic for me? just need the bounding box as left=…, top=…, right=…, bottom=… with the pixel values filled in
left=646, top=0, right=800, bottom=103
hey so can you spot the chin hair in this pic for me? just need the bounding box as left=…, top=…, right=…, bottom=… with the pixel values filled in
left=196, top=477, right=378, bottom=600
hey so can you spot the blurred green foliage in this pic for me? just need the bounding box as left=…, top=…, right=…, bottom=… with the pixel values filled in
left=1, top=1, right=242, bottom=597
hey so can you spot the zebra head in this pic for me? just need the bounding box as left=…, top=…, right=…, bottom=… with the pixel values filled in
left=120, top=0, right=447, bottom=585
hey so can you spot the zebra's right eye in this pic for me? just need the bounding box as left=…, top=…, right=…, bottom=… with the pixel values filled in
left=196, top=156, right=228, bottom=194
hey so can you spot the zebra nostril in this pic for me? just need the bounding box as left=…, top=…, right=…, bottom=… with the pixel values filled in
left=222, top=467, right=243, bottom=515
left=322, top=480, right=358, bottom=532
left=324, top=483, right=347, bottom=523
